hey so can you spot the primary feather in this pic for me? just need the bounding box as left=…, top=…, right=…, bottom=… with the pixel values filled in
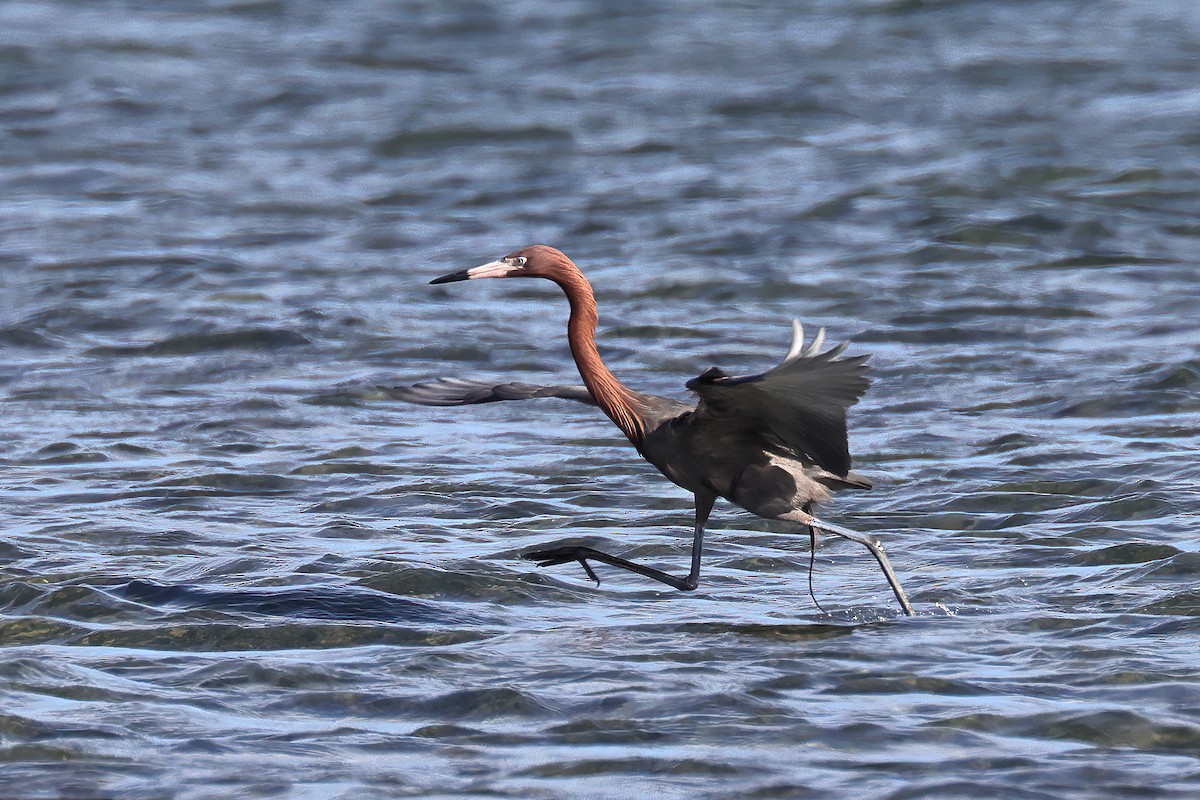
left=685, top=321, right=869, bottom=476
left=382, top=377, right=597, bottom=406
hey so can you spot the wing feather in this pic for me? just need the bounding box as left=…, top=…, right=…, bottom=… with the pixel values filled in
left=686, top=321, right=870, bottom=475
left=382, top=378, right=597, bottom=407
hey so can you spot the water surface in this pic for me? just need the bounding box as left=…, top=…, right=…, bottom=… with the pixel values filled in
left=2, top=1, right=1200, bottom=797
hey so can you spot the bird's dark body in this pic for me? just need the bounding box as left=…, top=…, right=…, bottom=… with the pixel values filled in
left=635, top=394, right=857, bottom=517
left=394, top=245, right=914, bottom=614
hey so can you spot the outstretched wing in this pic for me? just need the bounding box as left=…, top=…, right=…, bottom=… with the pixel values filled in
left=686, top=321, right=870, bottom=475
left=382, top=377, right=597, bottom=407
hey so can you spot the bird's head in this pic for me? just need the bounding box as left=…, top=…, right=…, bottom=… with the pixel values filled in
left=430, top=245, right=575, bottom=285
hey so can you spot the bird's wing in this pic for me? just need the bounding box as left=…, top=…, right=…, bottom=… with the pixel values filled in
left=381, top=377, right=597, bottom=407
left=686, top=321, right=870, bottom=475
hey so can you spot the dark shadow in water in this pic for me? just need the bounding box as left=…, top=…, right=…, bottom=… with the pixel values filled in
left=112, top=579, right=488, bottom=625
left=640, top=622, right=858, bottom=640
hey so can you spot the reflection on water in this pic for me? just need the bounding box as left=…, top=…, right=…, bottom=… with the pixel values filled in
left=2, top=0, right=1200, bottom=797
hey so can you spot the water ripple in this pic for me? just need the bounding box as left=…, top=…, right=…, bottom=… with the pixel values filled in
left=2, top=0, right=1200, bottom=797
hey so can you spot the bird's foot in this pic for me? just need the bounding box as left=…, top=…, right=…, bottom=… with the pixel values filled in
left=522, top=546, right=603, bottom=585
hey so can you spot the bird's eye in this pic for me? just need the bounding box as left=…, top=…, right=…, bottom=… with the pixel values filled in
left=508, top=256, right=527, bottom=267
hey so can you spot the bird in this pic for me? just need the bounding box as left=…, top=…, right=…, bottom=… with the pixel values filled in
left=387, top=245, right=914, bottom=616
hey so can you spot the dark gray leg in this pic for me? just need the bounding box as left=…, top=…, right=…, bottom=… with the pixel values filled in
left=782, top=510, right=914, bottom=616
left=805, top=523, right=827, bottom=614
left=524, top=492, right=716, bottom=591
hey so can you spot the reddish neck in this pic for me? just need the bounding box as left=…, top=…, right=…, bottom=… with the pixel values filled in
left=551, top=267, right=646, bottom=447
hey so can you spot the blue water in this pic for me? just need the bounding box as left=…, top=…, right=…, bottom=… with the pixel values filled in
left=2, top=1, right=1200, bottom=797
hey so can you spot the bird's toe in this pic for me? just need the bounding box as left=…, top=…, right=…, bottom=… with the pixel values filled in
left=522, top=546, right=602, bottom=585
left=520, top=546, right=580, bottom=566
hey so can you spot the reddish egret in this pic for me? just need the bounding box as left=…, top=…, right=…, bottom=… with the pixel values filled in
left=390, top=245, right=914, bottom=616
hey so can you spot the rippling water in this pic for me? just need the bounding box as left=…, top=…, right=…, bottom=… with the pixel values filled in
left=3, top=1, right=1200, bottom=797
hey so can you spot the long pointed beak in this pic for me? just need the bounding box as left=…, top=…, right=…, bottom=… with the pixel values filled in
left=430, top=259, right=519, bottom=285
left=429, top=269, right=470, bottom=285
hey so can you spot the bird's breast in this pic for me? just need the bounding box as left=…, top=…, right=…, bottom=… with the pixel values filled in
left=639, top=415, right=748, bottom=498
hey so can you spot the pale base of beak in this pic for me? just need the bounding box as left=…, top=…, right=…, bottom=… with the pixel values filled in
left=466, top=260, right=520, bottom=280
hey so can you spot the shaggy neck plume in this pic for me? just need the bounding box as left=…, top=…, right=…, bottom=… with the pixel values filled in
left=549, top=261, right=646, bottom=447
